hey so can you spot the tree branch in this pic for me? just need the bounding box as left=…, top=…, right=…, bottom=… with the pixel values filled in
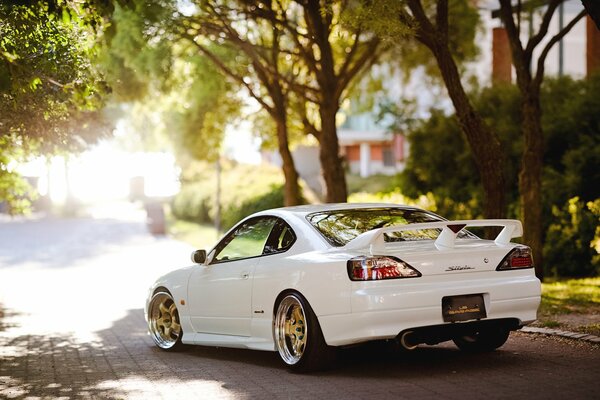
left=436, top=0, right=448, bottom=44
left=279, top=73, right=320, bottom=103
left=337, top=29, right=362, bottom=80
left=335, top=38, right=380, bottom=101
left=260, top=1, right=319, bottom=77
left=498, top=0, right=527, bottom=72
left=406, top=0, right=436, bottom=49
left=525, top=0, right=562, bottom=57
left=534, top=8, right=587, bottom=87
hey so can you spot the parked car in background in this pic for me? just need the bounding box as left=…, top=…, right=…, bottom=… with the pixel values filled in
left=146, top=203, right=541, bottom=372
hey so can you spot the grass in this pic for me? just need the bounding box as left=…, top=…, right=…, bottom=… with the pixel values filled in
left=346, top=174, right=394, bottom=195
left=535, top=277, right=600, bottom=336
left=165, top=213, right=219, bottom=250
left=539, top=277, right=600, bottom=315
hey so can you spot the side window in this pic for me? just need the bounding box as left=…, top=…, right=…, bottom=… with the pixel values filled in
left=212, top=217, right=277, bottom=263
left=264, top=218, right=296, bottom=255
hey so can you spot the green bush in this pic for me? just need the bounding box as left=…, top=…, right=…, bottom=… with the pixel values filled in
left=389, top=75, right=600, bottom=277
left=544, top=198, right=600, bottom=278
left=172, top=162, right=289, bottom=231
left=221, top=184, right=285, bottom=230
left=171, top=183, right=213, bottom=223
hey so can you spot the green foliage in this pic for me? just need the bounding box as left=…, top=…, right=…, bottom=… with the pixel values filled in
left=393, top=76, right=600, bottom=277
left=351, top=0, right=480, bottom=82
left=0, top=135, right=34, bottom=214
left=99, top=2, right=176, bottom=101
left=542, top=75, right=600, bottom=205
left=172, top=50, right=242, bottom=162
left=99, top=1, right=242, bottom=163
left=172, top=163, right=289, bottom=231
left=0, top=1, right=110, bottom=211
left=0, top=1, right=108, bottom=144
left=544, top=198, right=600, bottom=278
left=221, top=185, right=285, bottom=230
left=346, top=174, right=394, bottom=195
left=348, top=189, right=481, bottom=221
left=399, top=108, right=481, bottom=205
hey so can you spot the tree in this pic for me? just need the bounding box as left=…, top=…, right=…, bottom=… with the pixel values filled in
left=359, top=1, right=587, bottom=278
left=401, top=0, right=508, bottom=224
left=398, top=84, right=522, bottom=220
left=152, top=0, right=383, bottom=204
left=0, top=0, right=110, bottom=212
left=100, top=2, right=243, bottom=168
left=397, top=75, right=600, bottom=277
left=356, top=1, right=508, bottom=227
left=179, top=1, right=303, bottom=205
left=498, top=0, right=587, bottom=278
left=266, top=0, right=383, bottom=202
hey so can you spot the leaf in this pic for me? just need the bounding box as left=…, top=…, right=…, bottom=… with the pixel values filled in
left=1, top=51, right=20, bottom=63
left=62, top=8, right=71, bottom=24
left=29, top=76, right=42, bottom=90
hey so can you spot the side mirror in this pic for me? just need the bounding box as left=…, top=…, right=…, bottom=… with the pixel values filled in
left=191, top=249, right=207, bottom=264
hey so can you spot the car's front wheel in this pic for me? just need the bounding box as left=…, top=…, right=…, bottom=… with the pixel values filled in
left=148, top=291, right=183, bottom=351
left=453, top=326, right=510, bottom=352
left=274, top=292, right=336, bottom=372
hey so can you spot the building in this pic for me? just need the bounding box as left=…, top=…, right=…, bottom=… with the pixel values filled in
left=338, top=128, right=406, bottom=178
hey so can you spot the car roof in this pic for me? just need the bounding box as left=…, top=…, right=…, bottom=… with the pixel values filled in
left=253, top=203, right=422, bottom=219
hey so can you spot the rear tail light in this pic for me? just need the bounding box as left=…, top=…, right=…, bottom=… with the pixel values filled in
left=497, top=246, right=534, bottom=271
left=347, top=256, right=421, bottom=281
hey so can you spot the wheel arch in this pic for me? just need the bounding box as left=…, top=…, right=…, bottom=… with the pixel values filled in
left=272, top=289, right=329, bottom=343
left=272, top=288, right=311, bottom=317
left=153, top=286, right=171, bottom=295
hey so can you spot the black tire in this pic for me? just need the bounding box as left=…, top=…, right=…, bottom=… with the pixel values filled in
left=273, top=292, right=337, bottom=372
left=148, top=291, right=184, bottom=351
left=453, top=326, right=510, bottom=352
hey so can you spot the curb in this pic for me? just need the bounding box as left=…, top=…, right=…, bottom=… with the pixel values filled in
left=521, top=326, right=600, bottom=344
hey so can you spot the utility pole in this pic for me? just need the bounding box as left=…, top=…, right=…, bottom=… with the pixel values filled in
left=215, top=157, right=221, bottom=237
left=559, top=1, right=565, bottom=76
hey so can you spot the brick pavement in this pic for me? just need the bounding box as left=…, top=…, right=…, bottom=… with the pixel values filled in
left=1, top=215, right=599, bottom=399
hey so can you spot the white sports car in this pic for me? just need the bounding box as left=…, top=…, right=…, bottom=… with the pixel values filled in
left=146, top=203, right=541, bottom=371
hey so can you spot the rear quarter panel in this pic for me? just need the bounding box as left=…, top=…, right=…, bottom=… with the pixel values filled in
left=252, top=250, right=352, bottom=318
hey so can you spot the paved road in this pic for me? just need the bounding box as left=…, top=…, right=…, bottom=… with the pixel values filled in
left=0, top=212, right=598, bottom=399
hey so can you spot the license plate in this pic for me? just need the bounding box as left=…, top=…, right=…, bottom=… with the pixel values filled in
left=442, top=294, right=486, bottom=322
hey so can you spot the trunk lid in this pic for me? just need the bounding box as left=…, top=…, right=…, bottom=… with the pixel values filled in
left=374, top=239, right=513, bottom=276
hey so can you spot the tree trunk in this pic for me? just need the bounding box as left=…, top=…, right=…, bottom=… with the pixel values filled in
left=318, top=102, right=348, bottom=203
left=275, top=116, right=303, bottom=206
left=432, top=43, right=507, bottom=222
left=519, top=90, right=544, bottom=279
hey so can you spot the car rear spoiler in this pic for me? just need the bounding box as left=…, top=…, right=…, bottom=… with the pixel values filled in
left=342, top=219, right=523, bottom=255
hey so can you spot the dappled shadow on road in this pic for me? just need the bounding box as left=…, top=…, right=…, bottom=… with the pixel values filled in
left=0, top=302, right=130, bottom=399
left=0, top=305, right=523, bottom=399
left=0, top=304, right=20, bottom=333
left=2, top=306, right=598, bottom=399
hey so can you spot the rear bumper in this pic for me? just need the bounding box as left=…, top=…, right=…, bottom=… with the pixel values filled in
left=319, top=272, right=541, bottom=346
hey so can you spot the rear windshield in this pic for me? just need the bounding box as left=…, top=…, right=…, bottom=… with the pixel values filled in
left=307, top=207, right=472, bottom=247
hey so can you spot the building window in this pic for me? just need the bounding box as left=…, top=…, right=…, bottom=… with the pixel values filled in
left=382, top=146, right=395, bottom=167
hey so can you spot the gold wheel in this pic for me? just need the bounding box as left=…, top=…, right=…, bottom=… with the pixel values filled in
left=274, top=294, right=307, bottom=365
left=148, top=291, right=182, bottom=350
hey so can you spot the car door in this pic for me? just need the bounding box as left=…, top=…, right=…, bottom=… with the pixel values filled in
left=187, top=216, right=278, bottom=337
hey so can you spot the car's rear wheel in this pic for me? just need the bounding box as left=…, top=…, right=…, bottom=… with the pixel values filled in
left=274, top=293, right=336, bottom=372
left=148, top=291, right=183, bottom=351
left=453, top=326, right=510, bottom=352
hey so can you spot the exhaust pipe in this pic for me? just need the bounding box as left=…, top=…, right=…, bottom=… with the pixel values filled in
left=399, top=330, right=419, bottom=350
